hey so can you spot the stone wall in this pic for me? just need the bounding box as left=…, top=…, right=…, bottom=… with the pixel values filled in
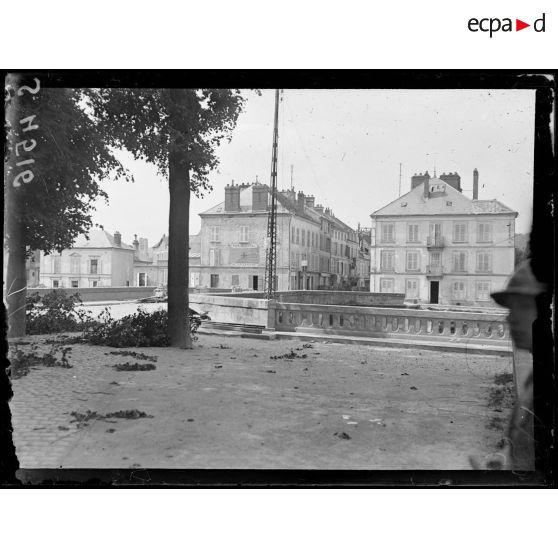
left=28, top=286, right=157, bottom=302
left=189, top=293, right=271, bottom=328
left=220, top=290, right=405, bottom=307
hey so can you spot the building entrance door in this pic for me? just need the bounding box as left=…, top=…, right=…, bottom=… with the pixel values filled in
left=430, top=281, right=439, bottom=304
left=252, top=275, right=259, bottom=290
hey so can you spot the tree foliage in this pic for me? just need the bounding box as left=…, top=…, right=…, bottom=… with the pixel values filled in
left=5, top=85, right=127, bottom=254
left=87, top=88, right=247, bottom=193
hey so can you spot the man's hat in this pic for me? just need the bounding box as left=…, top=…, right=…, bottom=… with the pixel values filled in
left=491, top=260, right=545, bottom=307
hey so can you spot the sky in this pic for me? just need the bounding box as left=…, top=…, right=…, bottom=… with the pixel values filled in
left=91, top=89, right=536, bottom=245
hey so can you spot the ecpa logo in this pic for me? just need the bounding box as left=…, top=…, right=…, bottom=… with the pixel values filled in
left=468, top=13, right=546, bottom=37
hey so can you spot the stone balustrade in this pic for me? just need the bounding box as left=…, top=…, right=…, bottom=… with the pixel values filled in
left=272, top=302, right=509, bottom=341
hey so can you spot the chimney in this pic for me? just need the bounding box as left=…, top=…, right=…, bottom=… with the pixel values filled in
left=439, top=172, right=462, bottom=192
left=225, top=184, right=241, bottom=212
left=252, top=184, right=268, bottom=211
left=473, top=168, right=479, bottom=200
left=411, top=173, right=425, bottom=189
left=133, top=234, right=139, bottom=251
left=114, top=231, right=121, bottom=247
left=423, top=171, right=430, bottom=198
left=297, top=191, right=306, bottom=211
left=315, top=204, right=324, bottom=213
left=306, top=195, right=315, bottom=208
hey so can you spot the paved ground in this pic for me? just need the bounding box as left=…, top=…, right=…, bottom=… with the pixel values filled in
left=8, top=331, right=515, bottom=470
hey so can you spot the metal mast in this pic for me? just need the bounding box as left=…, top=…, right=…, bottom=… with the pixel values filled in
left=264, top=89, right=281, bottom=299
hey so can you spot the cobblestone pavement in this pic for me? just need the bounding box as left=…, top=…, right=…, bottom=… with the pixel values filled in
left=9, top=333, right=515, bottom=470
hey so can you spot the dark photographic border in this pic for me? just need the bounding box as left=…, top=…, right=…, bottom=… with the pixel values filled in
left=2, top=70, right=556, bottom=487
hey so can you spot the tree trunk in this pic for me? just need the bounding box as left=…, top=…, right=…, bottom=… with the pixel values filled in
left=4, top=84, right=27, bottom=339
left=167, top=90, right=191, bottom=348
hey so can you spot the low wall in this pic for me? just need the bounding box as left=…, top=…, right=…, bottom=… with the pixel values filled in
left=189, top=293, right=271, bottom=328
left=28, top=286, right=156, bottom=302
left=217, top=290, right=405, bottom=307
left=272, top=301, right=510, bottom=342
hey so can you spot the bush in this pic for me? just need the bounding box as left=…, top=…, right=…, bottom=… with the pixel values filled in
left=83, top=308, right=202, bottom=347
left=26, top=290, right=94, bottom=335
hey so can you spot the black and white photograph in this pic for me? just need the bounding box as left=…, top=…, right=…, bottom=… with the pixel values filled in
left=2, top=73, right=555, bottom=486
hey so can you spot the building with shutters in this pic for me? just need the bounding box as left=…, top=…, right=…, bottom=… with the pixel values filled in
left=369, top=169, right=517, bottom=306
left=198, top=181, right=369, bottom=291
left=132, top=233, right=201, bottom=288
left=41, top=229, right=135, bottom=288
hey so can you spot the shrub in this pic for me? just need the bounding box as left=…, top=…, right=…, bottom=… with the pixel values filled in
left=26, top=290, right=94, bottom=335
left=83, top=308, right=201, bottom=347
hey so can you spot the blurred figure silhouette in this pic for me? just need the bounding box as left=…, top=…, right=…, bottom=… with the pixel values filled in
left=470, top=260, right=544, bottom=470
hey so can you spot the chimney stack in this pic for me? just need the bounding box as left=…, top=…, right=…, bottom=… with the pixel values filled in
left=225, top=184, right=241, bottom=212
left=252, top=184, right=269, bottom=211
left=423, top=171, right=430, bottom=198
left=133, top=234, right=139, bottom=251
left=114, top=231, right=121, bottom=247
left=439, top=171, right=462, bottom=192
left=411, top=173, right=425, bottom=189
left=297, top=191, right=306, bottom=211
left=306, top=195, right=315, bottom=208
left=473, top=168, right=479, bottom=200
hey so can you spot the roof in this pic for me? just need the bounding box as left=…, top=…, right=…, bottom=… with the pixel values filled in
left=371, top=179, right=517, bottom=218
left=74, top=229, right=134, bottom=250
left=199, top=183, right=321, bottom=225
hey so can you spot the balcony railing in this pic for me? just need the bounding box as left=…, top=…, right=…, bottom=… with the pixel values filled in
left=426, top=235, right=445, bottom=249
left=426, top=265, right=444, bottom=276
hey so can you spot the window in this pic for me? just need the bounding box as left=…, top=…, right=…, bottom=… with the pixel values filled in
left=210, top=226, right=220, bottom=242
left=477, top=222, right=492, bottom=243
left=452, top=281, right=466, bottom=300
left=138, top=273, right=146, bottom=286
left=209, top=249, right=220, bottom=267
left=296, top=228, right=300, bottom=244
left=71, top=280, right=79, bottom=288
left=380, top=250, right=395, bottom=271
left=302, top=229, right=305, bottom=246
left=476, top=251, right=492, bottom=273
left=476, top=281, right=491, bottom=301
left=52, top=255, right=61, bottom=274
left=210, top=274, right=219, bottom=288
left=406, top=251, right=420, bottom=271
left=70, top=255, right=80, bottom=274
left=232, top=274, right=239, bottom=286
left=52, top=280, right=59, bottom=288
left=91, top=280, right=98, bottom=287
left=380, top=278, right=394, bottom=293
left=240, top=226, right=249, bottom=243
left=381, top=223, right=395, bottom=243
left=292, top=227, right=295, bottom=242
left=452, top=251, right=467, bottom=272
left=157, top=250, right=168, bottom=261
left=407, top=224, right=419, bottom=243
left=90, top=258, right=98, bottom=274
left=430, top=251, right=441, bottom=267
left=453, top=222, right=468, bottom=243
left=406, top=279, right=419, bottom=298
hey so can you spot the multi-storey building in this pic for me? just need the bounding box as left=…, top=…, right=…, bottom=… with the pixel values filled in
left=132, top=233, right=201, bottom=287
left=370, top=169, right=517, bottom=306
left=198, top=181, right=369, bottom=291
left=41, top=229, right=135, bottom=288
left=26, top=249, right=41, bottom=287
